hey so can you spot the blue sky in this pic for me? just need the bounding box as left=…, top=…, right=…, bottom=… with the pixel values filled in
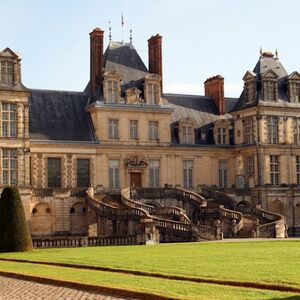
left=1, top=0, right=300, bottom=97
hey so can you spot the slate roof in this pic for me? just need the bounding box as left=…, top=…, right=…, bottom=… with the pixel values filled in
left=164, top=93, right=237, bottom=144
left=104, top=42, right=149, bottom=85
left=231, top=54, right=290, bottom=112
left=29, top=89, right=96, bottom=142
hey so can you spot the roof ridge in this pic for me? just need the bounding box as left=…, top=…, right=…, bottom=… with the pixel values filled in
left=31, top=88, right=87, bottom=95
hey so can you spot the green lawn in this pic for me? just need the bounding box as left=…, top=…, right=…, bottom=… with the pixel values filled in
left=0, top=240, right=299, bottom=299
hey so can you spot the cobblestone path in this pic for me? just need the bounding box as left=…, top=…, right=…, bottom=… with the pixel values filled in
left=0, top=275, right=131, bottom=300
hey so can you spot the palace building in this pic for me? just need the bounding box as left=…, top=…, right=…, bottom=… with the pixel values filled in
left=0, top=27, right=297, bottom=244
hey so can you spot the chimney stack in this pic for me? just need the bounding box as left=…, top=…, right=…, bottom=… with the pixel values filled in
left=90, top=28, right=104, bottom=96
left=148, top=34, right=163, bottom=90
left=204, top=75, right=225, bottom=115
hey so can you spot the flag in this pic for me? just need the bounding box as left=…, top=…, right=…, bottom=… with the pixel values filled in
left=121, top=13, right=124, bottom=27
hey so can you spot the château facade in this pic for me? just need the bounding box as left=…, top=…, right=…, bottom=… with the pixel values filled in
left=0, top=27, right=298, bottom=240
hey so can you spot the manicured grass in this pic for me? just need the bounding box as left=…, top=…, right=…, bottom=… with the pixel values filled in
left=1, top=240, right=299, bottom=287
left=0, top=260, right=297, bottom=300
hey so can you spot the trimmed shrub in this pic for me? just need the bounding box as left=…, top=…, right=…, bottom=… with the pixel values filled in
left=0, top=187, right=33, bottom=252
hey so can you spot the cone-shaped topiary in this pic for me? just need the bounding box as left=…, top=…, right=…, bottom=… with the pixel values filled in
left=0, top=187, right=33, bottom=252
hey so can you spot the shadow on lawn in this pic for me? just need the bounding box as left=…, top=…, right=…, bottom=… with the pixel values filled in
left=270, top=297, right=300, bottom=300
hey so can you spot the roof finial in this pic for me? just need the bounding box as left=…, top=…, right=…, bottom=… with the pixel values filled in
left=260, top=47, right=263, bottom=57
left=275, top=49, right=278, bottom=59
left=108, top=21, right=112, bottom=42
left=130, top=29, right=132, bottom=44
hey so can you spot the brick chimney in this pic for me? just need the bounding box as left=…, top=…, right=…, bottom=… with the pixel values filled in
left=204, top=75, right=225, bottom=115
left=90, top=28, right=104, bottom=96
left=148, top=34, right=163, bottom=90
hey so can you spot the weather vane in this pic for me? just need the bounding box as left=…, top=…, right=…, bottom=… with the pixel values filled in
left=108, top=21, right=112, bottom=42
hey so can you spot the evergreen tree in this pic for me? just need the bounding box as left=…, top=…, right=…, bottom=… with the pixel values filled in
left=0, top=187, right=33, bottom=252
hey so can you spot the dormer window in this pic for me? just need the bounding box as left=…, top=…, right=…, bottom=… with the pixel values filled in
left=261, top=70, right=278, bottom=102
left=103, top=71, right=121, bottom=103
left=288, top=72, right=300, bottom=103
left=213, top=119, right=230, bottom=145
left=144, top=74, right=161, bottom=105
left=107, top=80, right=118, bottom=103
left=178, top=117, right=195, bottom=144
left=242, top=71, right=257, bottom=104
left=0, top=61, right=13, bottom=85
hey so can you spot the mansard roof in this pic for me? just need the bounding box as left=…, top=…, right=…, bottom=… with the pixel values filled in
left=103, top=41, right=149, bottom=84
left=165, top=93, right=237, bottom=144
left=231, top=52, right=291, bottom=112
left=29, top=89, right=96, bottom=142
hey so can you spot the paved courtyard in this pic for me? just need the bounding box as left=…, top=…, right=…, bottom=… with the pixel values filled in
left=0, top=275, right=131, bottom=300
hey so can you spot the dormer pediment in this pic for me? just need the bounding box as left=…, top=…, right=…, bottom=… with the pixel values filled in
left=145, top=73, right=161, bottom=81
left=261, top=69, right=279, bottom=80
left=288, top=71, right=300, bottom=81
left=243, top=71, right=257, bottom=81
left=0, top=47, right=19, bottom=59
left=103, top=70, right=121, bottom=80
left=178, top=116, right=196, bottom=127
left=125, top=87, right=142, bottom=104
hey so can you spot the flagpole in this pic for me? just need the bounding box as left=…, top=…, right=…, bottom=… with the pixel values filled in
left=121, top=13, right=124, bottom=43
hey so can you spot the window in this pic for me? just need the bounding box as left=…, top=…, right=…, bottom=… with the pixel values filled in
left=147, top=83, right=159, bottom=105
left=267, top=116, right=278, bottom=144
left=219, top=160, right=228, bottom=188
left=149, top=160, right=160, bottom=187
left=0, top=61, right=13, bottom=85
left=217, top=127, right=226, bottom=144
left=109, top=160, right=120, bottom=189
left=77, top=159, right=90, bottom=187
left=270, top=155, right=279, bottom=186
left=108, top=119, right=119, bottom=139
left=297, top=156, right=300, bottom=185
left=245, top=156, right=254, bottom=174
left=47, top=158, right=61, bottom=187
left=289, top=82, right=300, bottom=102
left=244, top=117, right=254, bottom=144
left=183, top=160, right=193, bottom=189
left=262, top=81, right=276, bottom=102
left=244, top=81, right=256, bottom=103
left=236, top=176, right=244, bottom=189
left=182, top=126, right=193, bottom=144
left=130, top=120, right=138, bottom=140
left=2, top=102, right=17, bottom=137
left=107, top=80, right=118, bottom=103
left=2, top=149, right=17, bottom=185
left=149, top=121, right=158, bottom=141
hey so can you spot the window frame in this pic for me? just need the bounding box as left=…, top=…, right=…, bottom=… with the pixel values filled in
left=0, top=61, right=14, bottom=86
left=76, top=158, right=90, bottom=188
left=183, top=160, right=193, bottom=189
left=108, top=119, right=119, bottom=139
left=2, top=148, right=17, bottom=185
left=149, top=120, right=159, bottom=141
left=149, top=160, right=160, bottom=188
left=47, top=157, right=62, bottom=188
left=108, top=160, right=120, bottom=189
left=2, top=102, right=17, bottom=138
left=267, top=116, right=278, bottom=145
left=129, top=120, right=138, bottom=140
left=219, top=160, right=228, bottom=188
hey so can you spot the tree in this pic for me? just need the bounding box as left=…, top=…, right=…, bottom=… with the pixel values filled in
left=0, top=187, right=33, bottom=252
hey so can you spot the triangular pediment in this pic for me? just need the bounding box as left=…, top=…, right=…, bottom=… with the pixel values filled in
left=0, top=47, right=19, bottom=59
left=288, top=71, right=300, bottom=81
left=261, top=69, right=279, bottom=79
left=243, top=70, right=257, bottom=81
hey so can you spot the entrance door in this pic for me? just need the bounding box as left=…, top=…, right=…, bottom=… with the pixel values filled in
left=130, top=172, right=142, bottom=187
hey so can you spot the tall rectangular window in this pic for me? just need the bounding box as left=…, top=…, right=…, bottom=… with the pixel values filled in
left=77, top=159, right=90, bottom=187
left=0, top=61, right=13, bottom=85
left=2, top=149, right=17, bottom=185
left=219, top=160, right=228, bottom=188
left=296, top=156, right=300, bottom=185
left=108, top=119, right=119, bottom=139
left=267, top=116, right=278, bottom=144
left=47, top=158, right=61, bottom=187
left=245, top=156, right=254, bottom=174
left=149, top=160, right=160, bottom=187
left=129, top=120, right=138, bottom=140
left=149, top=121, right=158, bottom=141
left=244, top=117, right=254, bottom=144
left=107, top=80, right=118, bottom=103
left=263, top=81, right=276, bottom=102
left=217, top=128, right=226, bottom=144
left=147, top=83, right=159, bottom=105
left=182, top=126, right=193, bottom=144
left=109, top=160, right=119, bottom=189
left=2, top=102, right=17, bottom=137
left=270, top=155, right=279, bottom=186
left=183, top=160, right=193, bottom=189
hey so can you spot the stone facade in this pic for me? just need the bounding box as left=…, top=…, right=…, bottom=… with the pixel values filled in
left=0, top=29, right=299, bottom=238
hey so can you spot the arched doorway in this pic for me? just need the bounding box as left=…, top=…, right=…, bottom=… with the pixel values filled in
left=30, top=203, right=52, bottom=236
left=70, top=202, right=87, bottom=236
